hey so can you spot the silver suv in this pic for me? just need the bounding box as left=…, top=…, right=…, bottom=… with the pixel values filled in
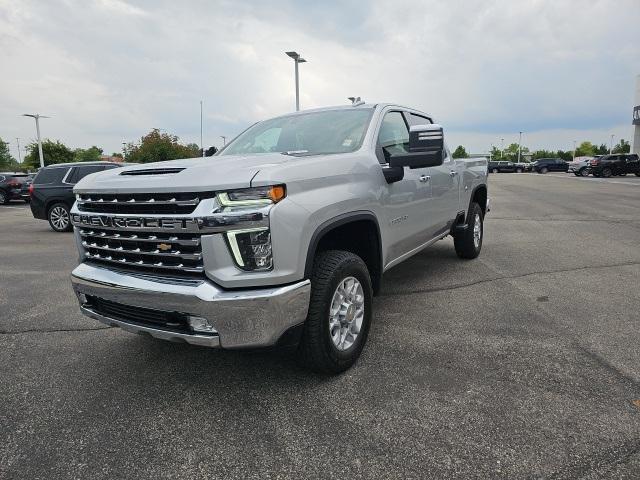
left=70, top=103, right=488, bottom=372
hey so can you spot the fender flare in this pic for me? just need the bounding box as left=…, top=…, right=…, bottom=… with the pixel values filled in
left=303, top=211, right=383, bottom=293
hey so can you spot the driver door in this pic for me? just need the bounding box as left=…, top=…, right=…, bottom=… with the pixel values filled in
left=376, top=109, right=434, bottom=261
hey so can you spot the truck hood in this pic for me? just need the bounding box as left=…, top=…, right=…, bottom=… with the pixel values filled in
left=73, top=154, right=290, bottom=194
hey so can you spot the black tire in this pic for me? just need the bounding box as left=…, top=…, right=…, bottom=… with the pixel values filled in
left=580, top=167, right=589, bottom=177
left=602, top=167, right=612, bottom=178
left=297, top=250, right=373, bottom=374
left=492, top=168, right=498, bottom=173
left=540, top=167, right=548, bottom=174
left=516, top=168, right=523, bottom=173
left=48, top=202, right=72, bottom=232
left=0, top=191, right=8, bottom=205
left=454, top=202, right=483, bottom=260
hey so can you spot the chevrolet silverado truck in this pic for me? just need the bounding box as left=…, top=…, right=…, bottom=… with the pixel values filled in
left=70, top=103, right=488, bottom=373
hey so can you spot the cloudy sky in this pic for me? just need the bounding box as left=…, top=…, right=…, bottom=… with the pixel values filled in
left=1, top=0, right=639, bottom=159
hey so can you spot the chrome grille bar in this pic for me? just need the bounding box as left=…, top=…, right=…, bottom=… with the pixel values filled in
left=81, top=241, right=203, bottom=261
left=78, top=229, right=200, bottom=247
left=78, top=197, right=200, bottom=206
left=84, top=252, right=204, bottom=273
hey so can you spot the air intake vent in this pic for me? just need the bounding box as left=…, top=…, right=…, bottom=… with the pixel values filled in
left=120, top=168, right=185, bottom=176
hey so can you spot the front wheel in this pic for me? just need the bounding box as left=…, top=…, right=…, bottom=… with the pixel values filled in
left=602, top=167, right=612, bottom=178
left=580, top=167, right=589, bottom=177
left=454, top=202, right=483, bottom=259
left=492, top=168, right=499, bottom=173
left=0, top=191, right=8, bottom=205
left=540, top=167, right=548, bottom=174
left=298, top=250, right=372, bottom=373
left=48, top=203, right=72, bottom=232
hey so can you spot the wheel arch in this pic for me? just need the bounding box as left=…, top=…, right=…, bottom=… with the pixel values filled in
left=469, top=184, right=488, bottom=217
left=304, top=211, right=383, bottom=295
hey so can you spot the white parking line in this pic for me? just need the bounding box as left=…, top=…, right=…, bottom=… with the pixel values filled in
left=538, top=174, right=640, bottom=186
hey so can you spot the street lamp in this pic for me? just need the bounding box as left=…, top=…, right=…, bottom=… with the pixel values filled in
left=220, top=136, right=227, bottom=146
left=500, top=138, right=504, bottom=159
left=16, top=138, right=22, bottom=163
left=573, top=140, right=576, bottom=161
left=285, top=51, right=307, bottom=111
left=610, top=134, right=615, bottom=154
left=22, top=113, right=49, bottom=168
left=517, top=131, right=523, bottom=164
left=200, top=100, right=205, bottom=158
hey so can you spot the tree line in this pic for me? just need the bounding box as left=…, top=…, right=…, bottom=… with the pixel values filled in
left=452, top=139, right=631, bottom=161
left=0, top=128, right=217, bottom=172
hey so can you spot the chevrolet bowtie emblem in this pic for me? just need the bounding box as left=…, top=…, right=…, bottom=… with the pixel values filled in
left=157, top=243, right=172, bottom=251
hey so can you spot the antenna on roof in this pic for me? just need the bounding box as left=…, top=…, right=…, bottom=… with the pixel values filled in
left=348, top=96, right=365, bottom=106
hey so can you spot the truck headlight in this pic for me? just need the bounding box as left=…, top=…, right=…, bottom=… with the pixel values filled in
left=217, top=185, right=286, bottom=207
left=226, top=227, right=273, bottom=271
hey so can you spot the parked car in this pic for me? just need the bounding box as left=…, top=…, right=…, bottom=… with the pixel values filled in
left=68, top=103, right=489, bottom=373
left=567, top=156, right=592, bottom=177
left=531, top=158, right=569, bottom=174
left=588, top=154, right=640, bottom=177
left=488, top=161, right=516, bottom=173
left=29, top=162, right=125, bottom=231
left=0, top=173, right=32, bottom=204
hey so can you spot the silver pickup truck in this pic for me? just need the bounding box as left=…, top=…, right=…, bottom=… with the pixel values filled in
left=70, top=103, right=488, bottom=372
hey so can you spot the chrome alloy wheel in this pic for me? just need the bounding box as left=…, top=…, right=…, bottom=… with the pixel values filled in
left=473, top=213, right=482, bottom=249
left=329, top=276, right=365, bottom=351
left=50, top=206, right=69, bottom=230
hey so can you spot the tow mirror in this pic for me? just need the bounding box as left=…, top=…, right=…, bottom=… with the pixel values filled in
left=389, top=124, right=444, bottom=169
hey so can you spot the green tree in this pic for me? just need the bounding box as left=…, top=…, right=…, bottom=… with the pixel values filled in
left=556, top=150, right=573, bottom=162
left=575, top=141, right=595, bottom=157
left=594, top=143, right=608, bottom=155
left=612, top=139, right=630, bottom=154
left=0, top=138, right=19, bottom=170
left=125, top=129, right=200, bottom=164
left=23, top=140, right=74, bottom=169
left=502, top=143, right=529, bottom=162
left=452, top=145, right=469, bottom=158
left=73, top=145, right=103, bottom=162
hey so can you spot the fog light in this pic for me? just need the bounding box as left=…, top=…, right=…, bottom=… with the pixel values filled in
left=225, top=227, right=273, bottom=271
left=187, top=316, right=217, bottom=334
left=77, top=293, right=87, bottom=304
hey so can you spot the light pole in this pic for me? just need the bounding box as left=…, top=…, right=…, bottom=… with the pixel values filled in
left=573, top=140, right=576, bottom=161
left=500, top=138, right=504, bottom=159
left=16, top=138, right=22, bottom=163
left=517, top=131, right=523, bottom=164
left=285, top=51, right=307, bottom=111
left=609, top=134, right=615, bottom=154
left=220, top=136, right=226, bottom=146
left=200, top=100, right=205, bottom=158
left=122, top=142, right=127, bottom=160
left=23, top=113, right=49, bottom=168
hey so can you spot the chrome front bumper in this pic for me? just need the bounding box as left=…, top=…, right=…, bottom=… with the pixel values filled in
left=71, top=263, right=311, bottom=348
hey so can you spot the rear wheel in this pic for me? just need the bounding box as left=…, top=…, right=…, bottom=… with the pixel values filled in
left=580, top=167, right=589, bottom=177
left=298, top=251, right=373, bottom=373
left=454, top=202, right=483, bottom=260
left=0, top=191, right=8, bottom=205
left=602, top=167, right=612, bottom=178
left=48, top=203, right=72, bottom=232
left=492, top=168, right=498, bottom=173
left=540, top=167, right=548, bottom=174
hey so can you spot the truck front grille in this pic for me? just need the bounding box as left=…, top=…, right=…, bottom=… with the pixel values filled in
left=76, top=192, right=215, bottom=215
left=79, top=227, right=204, bottom=275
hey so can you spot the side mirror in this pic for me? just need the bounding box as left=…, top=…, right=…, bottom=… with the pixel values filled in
left=389, top=124, right=444, bottom=169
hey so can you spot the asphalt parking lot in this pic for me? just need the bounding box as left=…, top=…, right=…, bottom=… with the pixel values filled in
left=1, top=173, right=639, bottom=479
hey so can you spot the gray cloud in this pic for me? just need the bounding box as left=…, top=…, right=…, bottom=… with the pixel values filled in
left=1, top=0, right=638, bottom=158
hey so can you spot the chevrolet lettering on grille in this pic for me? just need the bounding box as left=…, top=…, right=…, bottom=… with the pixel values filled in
left=71, top=214, right=195, bottom=230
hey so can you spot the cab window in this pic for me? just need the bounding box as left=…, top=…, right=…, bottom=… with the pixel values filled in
left=377, top=111, right=409, bottom=163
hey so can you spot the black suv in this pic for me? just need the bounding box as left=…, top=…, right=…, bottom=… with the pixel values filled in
left=532, top=158, right=569, bottom=174
left=488, top=161, right=516, bottom=173
left=588, top=154, right=640, bottom=177
left=30, top=162, right=124, bottom=231
left=0, top=173, right=33, bottom=204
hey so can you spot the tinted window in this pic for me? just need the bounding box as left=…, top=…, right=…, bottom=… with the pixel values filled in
left=67, top=165, right=105, bottom=184
left=377, top=111, right=409, bottom=159
left=33, top=167, right=69, bottom=184
left=406, top=113, right=432, bottom=127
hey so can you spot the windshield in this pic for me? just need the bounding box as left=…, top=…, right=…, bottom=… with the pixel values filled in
left=220, top=109, right=373, bottom=156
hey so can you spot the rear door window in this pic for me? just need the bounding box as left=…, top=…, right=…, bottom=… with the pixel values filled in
left=67, top=165, right=106, bottom=184
left=33, top=167, right=69, bottom=184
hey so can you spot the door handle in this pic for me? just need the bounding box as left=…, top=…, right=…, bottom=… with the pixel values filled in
left=419, top=175, right=430, bottom=183
left=449, top=171, right=458, bottom=177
